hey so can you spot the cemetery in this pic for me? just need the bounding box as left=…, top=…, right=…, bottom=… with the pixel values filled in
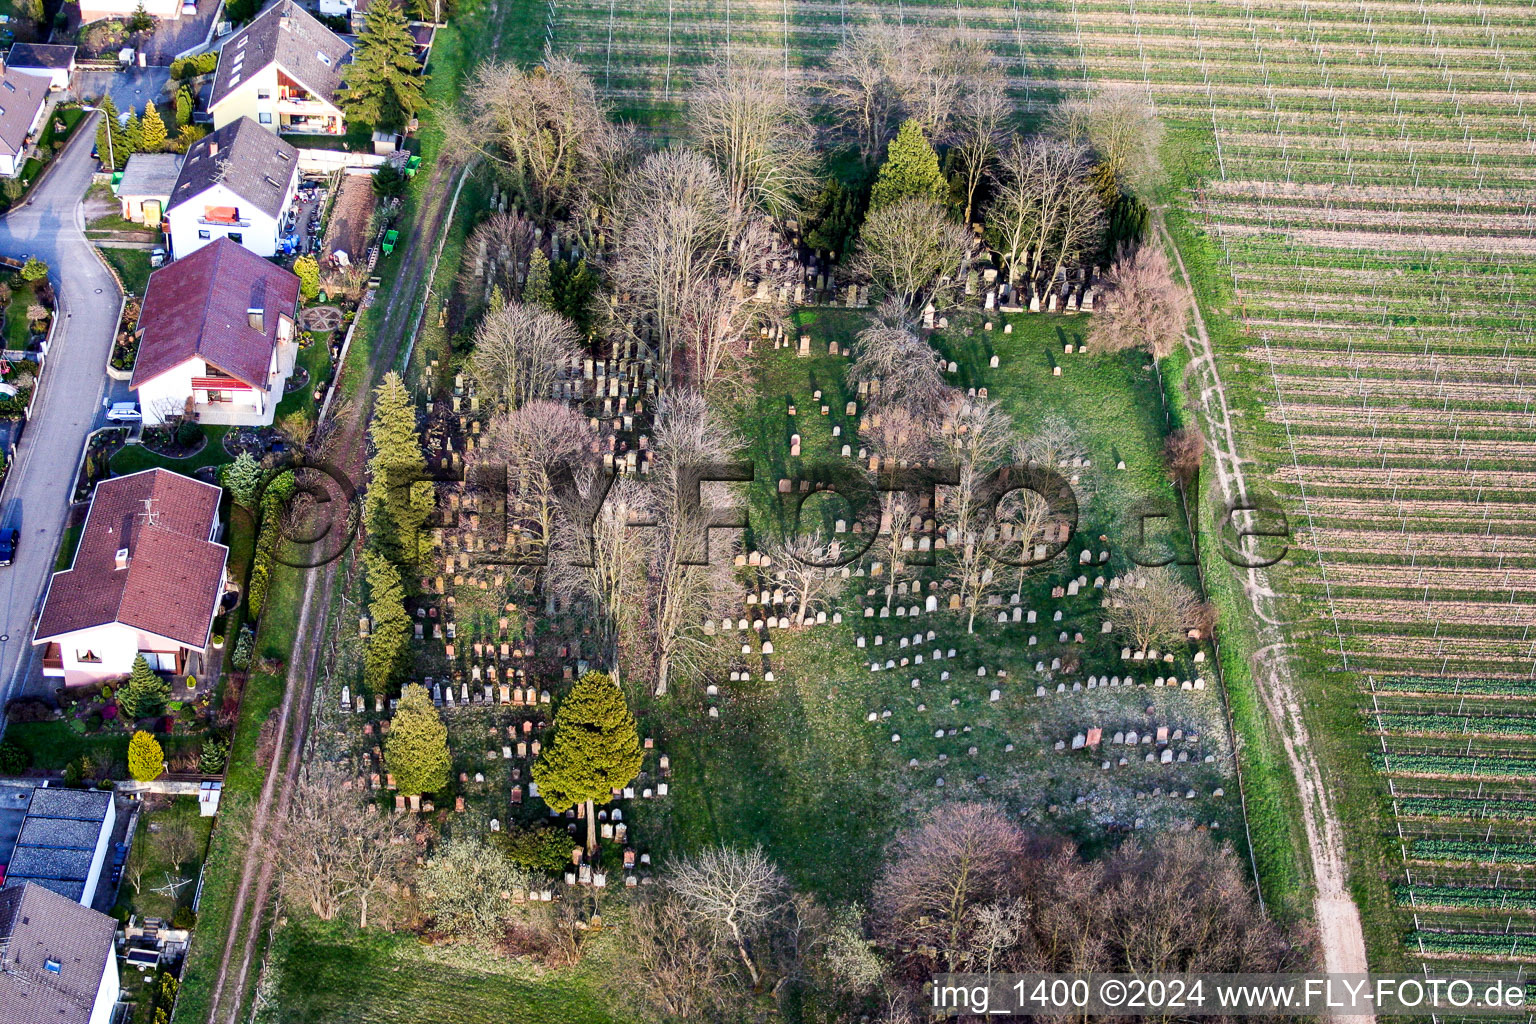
left=171, top=0, right=1536, bottom=1019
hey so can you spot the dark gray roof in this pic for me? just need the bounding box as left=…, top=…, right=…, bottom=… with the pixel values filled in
left=168, top=116, right=297, bottom=219
left=6, top=43, right=76, bottom=70
left=117, top=152, right=183, bottom=199
left=0, top=66, right=46, bottom=159
left=0, top=789, right=111, bottom=906
left=25, top=791, right=110, bottom=822
left=0, top=884, right=116, bottom=1024
left=209, top=0, right=350, bottom=111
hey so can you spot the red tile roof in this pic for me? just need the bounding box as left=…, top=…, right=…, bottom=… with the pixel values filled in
left=130, top=238, right=300, bottom=391
left=34, top=469, right=228, bottom=650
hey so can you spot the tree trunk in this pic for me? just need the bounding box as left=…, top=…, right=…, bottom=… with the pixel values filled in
left=729, top=919, right=762, bottom=989
left=585, top=798, right=597, bottom=855
left=655, top=649, right=669, bottom=697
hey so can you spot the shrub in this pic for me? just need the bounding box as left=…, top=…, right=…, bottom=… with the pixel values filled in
left=0, top=739, right=30, bottom=774
left=230, top=625, right=255, bottom=671
left=198, top=738, right=228, bottom=775
left=174, top=418, right=202, bottom=449
left=127, top=731, right=164, bottom=782
left=170, top=52, right=218, bottom=80
left=171, top=906, right=197, bottom=929
left=19, top=257, right=48, bottom=282
left=498, top=825, right=576, bottom=874
left=5, top=697, right=54, bottom=723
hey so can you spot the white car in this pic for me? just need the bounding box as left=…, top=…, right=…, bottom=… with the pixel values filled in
left=106, top=402, right=141, bottom=422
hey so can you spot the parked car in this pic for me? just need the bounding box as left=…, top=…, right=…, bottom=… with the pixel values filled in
left=106, top=402, right=141, bottom=422
left=0, top=503, right=19, bottom=567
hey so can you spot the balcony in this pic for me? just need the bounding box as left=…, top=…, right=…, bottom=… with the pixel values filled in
left=42, top=643, right=63, bottom=674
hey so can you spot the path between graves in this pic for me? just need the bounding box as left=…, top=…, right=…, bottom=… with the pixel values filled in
left=1156, top=213, right=1375, bottom=993
left=201, top=154, right=468, bottom=1024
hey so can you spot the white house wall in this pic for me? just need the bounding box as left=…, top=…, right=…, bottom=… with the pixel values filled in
left=167, top=180, right=290, bottom=258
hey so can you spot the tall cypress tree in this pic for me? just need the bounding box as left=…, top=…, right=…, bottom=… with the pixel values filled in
left=140, top=100, right=169, bottom=152
left=341, top=0, right=428, bottom=132
left=384, top=683, right=450, bottom=795
left=532, top=671, right=644, bottom=853
left=869, top=119, right=949, bottom=210
left=365, top=372, right=432, bottom=561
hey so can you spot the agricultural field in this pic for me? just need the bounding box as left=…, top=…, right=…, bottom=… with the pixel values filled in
left=542, top=0, right=1536, bottom=983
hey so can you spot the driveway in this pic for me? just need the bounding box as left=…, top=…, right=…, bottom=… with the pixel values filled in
left=0, top=111, right=123, bottom=706
left=75, top=67, right=173, bottom=113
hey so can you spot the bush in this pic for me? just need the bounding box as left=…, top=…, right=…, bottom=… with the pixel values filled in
left=0, top=739, right=31, bottom=774
left=498, top=825, right=576, bottom=874
left=5, top=697, right=55, bottom=723
left=127, top=731, right=164, bottom=782
left=198, top=738, right=228, bottom=775
left=19, top=257, right=47, bottom=282
left=171, top=906, right=197, bottom=929
left=170, top=51, right=218, bottom=80
left=174, top=419, right=202, bottom=449
left=230, top=625, right=255, bottom=671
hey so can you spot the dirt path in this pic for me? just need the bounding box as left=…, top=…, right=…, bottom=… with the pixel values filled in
left=1156, top=214, right=1374, bottom=996
left=199, top=154, right=467, bottom=1024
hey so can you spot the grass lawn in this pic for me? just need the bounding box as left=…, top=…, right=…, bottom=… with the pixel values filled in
left=259, top=919, right=625, bottom=1024
left=613, top=308, right=1234, bottom=902
left=54, top=521, right=83, bottom=571
left=2, top=278, right=37, bottom=350
left=273, top=336, right=333, bottom=424
left=5, top=720, right=199, bottom=776
left=98, top=246, right=154, bottom=297
left=124, top=795, right=214, bottom=921
left=111, top=425, right=233, bottom=475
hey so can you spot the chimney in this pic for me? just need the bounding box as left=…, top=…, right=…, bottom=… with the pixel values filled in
left=207, top=140, right=218, bottom=157
left=114, top=548, right=130, bottom=570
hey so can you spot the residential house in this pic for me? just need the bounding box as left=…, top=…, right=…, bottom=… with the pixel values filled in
left=0, top=787, right=116, bottom=906
left=116, top=152, right=182, bottom=226
left=165, top=116, right=298, bottom=258
left=0, top=65, right=48, bottom=178
left=5, top=44, right=77, bottom=91
left=209, top=0, right=351, bottom=136
left=130, top=238, right=301, bottom=426
left=33, top=468, right=229, bottom=686
left=0, top=883, right=119, bottom=1024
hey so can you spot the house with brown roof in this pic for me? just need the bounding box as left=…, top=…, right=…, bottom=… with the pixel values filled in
left=165, top=117, right=299, bottom=258
left=0, top=883, right=119, bottom=1024
left=0, top=64, right=48, bottom=178
left=33, top=469, right=229, bottom=687
left=209, top=0, right=351, bottom=137
left=129, top=239, right=301, bottom=426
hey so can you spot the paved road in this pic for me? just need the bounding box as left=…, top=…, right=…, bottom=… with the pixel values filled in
left=0, top=111, right=123, bottom=705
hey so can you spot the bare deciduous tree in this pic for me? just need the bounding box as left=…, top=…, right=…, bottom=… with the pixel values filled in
left=937, top=398, right=1014, bottom=632
left=867, top=405, right=939, bottom=583
left=688, top=58, right=817, bottom=219
left=473, top=400, right=595, bottom=562
left=846, top=308, right=954, bottom=422
left=468, top=302, right=582, bottom=409
left=457, top=54, right=630, bottom=222
left=1109, top=566, right=1205, bottom=652
left=669, top=845, right=790, bottom=989
left=822, top=23, right=903, bottom=164
left=761, top=531, right=840, bottom=624
left=1049, top=84, right=1166, bottom=197
left=454, top=212, right=535, bottom=316
left=617, top=889, right=747, bottom=1021
left=1164, top=425, right=1206, bottom=489
left=548, top=473, right=651, bottom=685
left=988, top=137, right=1104, bottom=296
left=611, top=148, right=786, bottom=383
left=852, top=198, right=973, bottom=310
left=951, top=73, right=1011, bottom=225
left=1018, top=412, right=1079, bottom=470
left=1088, top=242, right=1190, bottom=360
left=872, top=803, right=1028, bottom=974
left=646, top=389, right=742, bottom=694
left=276, top=765, right=412, bottom=928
